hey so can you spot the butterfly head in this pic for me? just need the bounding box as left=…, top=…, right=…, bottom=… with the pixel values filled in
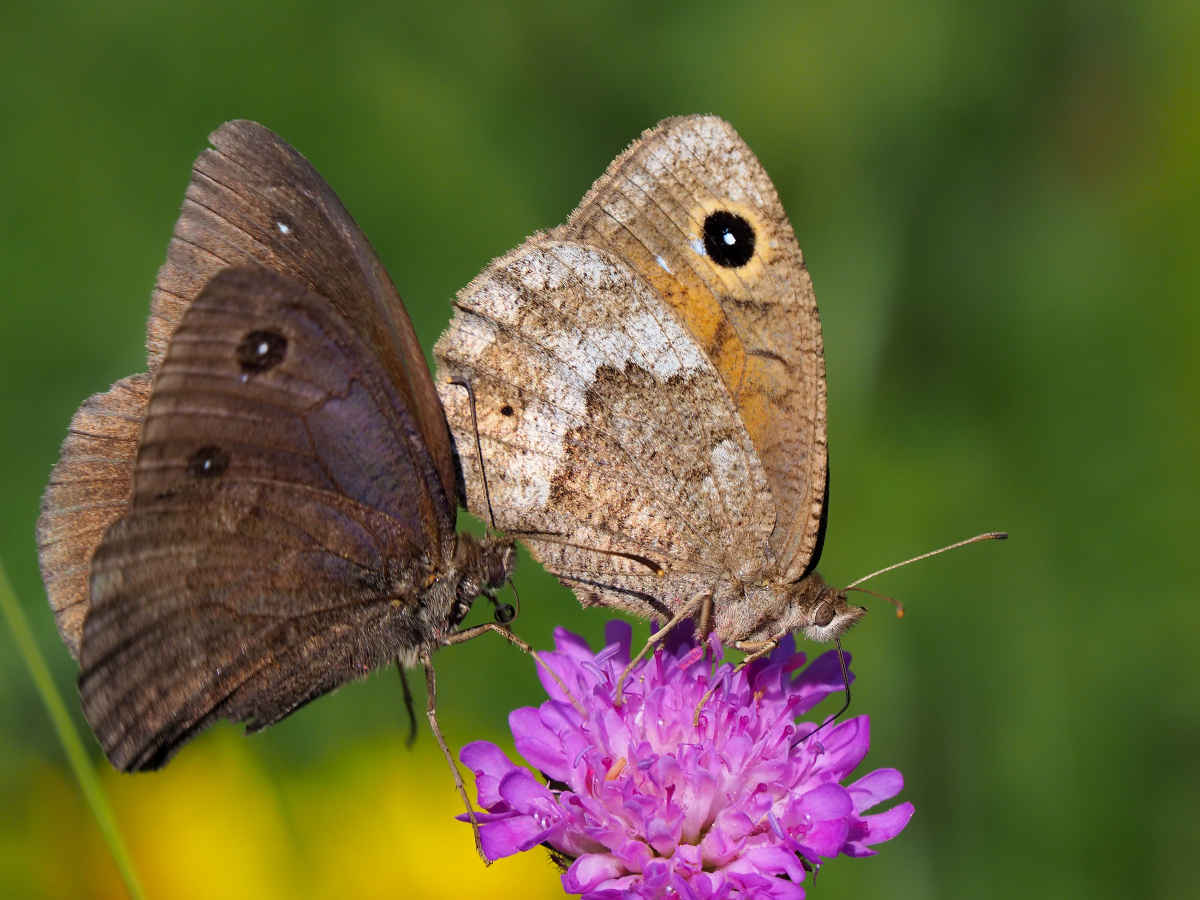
left=789, top=573, right=868, bottom=644
left=449, top=532, right=517, bottom=627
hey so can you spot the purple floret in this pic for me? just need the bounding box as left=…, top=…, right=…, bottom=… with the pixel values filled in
left=459, top=621, right=912, bottom=899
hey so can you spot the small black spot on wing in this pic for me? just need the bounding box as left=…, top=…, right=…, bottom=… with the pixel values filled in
left=500, top=404, right=514, bottom=417
left=189, top=446, right=230, bottom=479
left=237, top=330, right=288, bottom=373
left=703, top=210, right=756, bottom=268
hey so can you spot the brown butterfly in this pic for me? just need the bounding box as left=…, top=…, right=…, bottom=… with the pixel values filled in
left=36, top=123, right=520, bottom=812
left=434, top=115, right=1003, bottom=685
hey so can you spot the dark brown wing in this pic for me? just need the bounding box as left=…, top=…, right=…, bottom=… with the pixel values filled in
left=79, top=267, right=452, bottom=771
left=147, top=120, right=455, bottom=510
left=36, top=375, right=151, bottom=657
left=38, top=121, right=454, bottom=653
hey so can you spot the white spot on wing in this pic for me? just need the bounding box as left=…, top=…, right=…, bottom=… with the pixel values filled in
left=656, top=255, right=672, bottom=274
left=691, top=238, right=706, bottom=256
left=277, top=222, right=291, bottom=234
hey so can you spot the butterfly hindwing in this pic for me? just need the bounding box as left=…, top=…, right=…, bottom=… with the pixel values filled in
left=36, top=374, right=151, bottom=656
left=436, top=237, right=776, bottom=623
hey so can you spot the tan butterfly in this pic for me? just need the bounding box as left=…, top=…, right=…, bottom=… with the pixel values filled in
left=435, top=115, right=1002, bottom=675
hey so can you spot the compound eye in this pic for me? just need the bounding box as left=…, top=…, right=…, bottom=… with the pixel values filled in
left=814, top=602, right=836, bottom=627
left=493, top=603, right=516, bottom=625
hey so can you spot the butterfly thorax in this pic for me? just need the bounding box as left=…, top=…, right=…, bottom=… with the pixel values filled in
left=729, top=571, right=866, bottom=645
left=390, top=533, right=514, bottom=669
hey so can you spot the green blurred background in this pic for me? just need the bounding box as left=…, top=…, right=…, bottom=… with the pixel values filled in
left=2, top=1, right=1197, bottom=898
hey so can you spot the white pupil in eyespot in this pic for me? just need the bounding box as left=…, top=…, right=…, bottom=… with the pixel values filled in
left=277, top=222, right=290, bottom=234
left=257, top=341, right=269, bottom=356
left=723, top=231, right=736, bottom=245
left=202, top=459, right=212, bottom=471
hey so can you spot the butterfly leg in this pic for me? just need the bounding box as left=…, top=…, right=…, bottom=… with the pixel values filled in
left=445, top=620, right=532, bottom=653
left=396, top=661, right=418, bottom=748
left=692, top=632, right=786, bottom=726
left=615, top=590, right=711, bottom=705
left=732, top=636, right=784, bottom=669
left=445, top=623, right=586, bottom=716
left=420, top=652, right=490, bottom=865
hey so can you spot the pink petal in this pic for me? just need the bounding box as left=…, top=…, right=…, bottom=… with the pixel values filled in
left=801, top=817, right=852, bottom=857
left=841, top=841, right=878, bottom=858
left=742, top=845, right=808, bottom=883
left=604, top=621, right=633, bottom=664
left=812, top=715, right=870, bottom=780
left=847, top=768, right=904, bottom=813
left=478, top=814, right=551, bottom=859
left=553, top=626, right=596, bottom=660
left=459, top=741, right=516, bottom=809
left=510, top=707, right=570, bottom=779
left=562, top=852, right=629, bottom=893
left=611, top=838, right=653, bottom=873
left=853, top=802, right=914, bottom=846
left=791, top=648, right=854, bottom=713
left=497, top=767, right=557, bottom=813
left=797, top=782, right=854, bottom=820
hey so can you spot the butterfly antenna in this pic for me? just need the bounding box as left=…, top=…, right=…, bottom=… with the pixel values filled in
left=845, top=532, right=1007, bottom=590
left=845, top=585, right=905, bottom=618
left=447, top=376, right=497, bottom=532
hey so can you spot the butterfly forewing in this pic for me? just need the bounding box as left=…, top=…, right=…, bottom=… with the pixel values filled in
left=149, top=121, right=455, bottom=509
left=564, top=116, right=828, bottom=580
left=80, top=267, right=451, bottom=771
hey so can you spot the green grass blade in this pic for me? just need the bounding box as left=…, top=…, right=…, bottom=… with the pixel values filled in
left=0, top=558, right=147, bottom=900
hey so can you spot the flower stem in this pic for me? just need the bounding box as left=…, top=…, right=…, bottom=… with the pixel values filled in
left=0, top=557, right=147, bottom=900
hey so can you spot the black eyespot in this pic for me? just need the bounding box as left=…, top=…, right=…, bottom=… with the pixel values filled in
left=814, top=601, right=836, bottom=628
left=189, top=445, right=229, bottom=479
left=500, top=404, right=514, bottom=417
left=703, top=210, right=756, bottom=268
left=237, top=330, right=287, bottom=373
left=493, top=603, right=516, bottom=625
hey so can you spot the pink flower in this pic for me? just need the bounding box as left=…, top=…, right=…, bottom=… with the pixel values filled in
left=459, top=622, right=912, bottom=898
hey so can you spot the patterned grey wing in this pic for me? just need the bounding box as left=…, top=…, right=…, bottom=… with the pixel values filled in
left=564, top=115, right=828, bottom=581
left=434, top=238, right=777, bottom=624
left=79, top=266, right=451, bottom=771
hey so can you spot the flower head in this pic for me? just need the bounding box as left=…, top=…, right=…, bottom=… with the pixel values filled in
left=460, top=622, right=912, bottom=899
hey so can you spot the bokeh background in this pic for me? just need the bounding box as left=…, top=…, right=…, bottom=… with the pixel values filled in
left=2, top=1, right=1197, bottom=898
